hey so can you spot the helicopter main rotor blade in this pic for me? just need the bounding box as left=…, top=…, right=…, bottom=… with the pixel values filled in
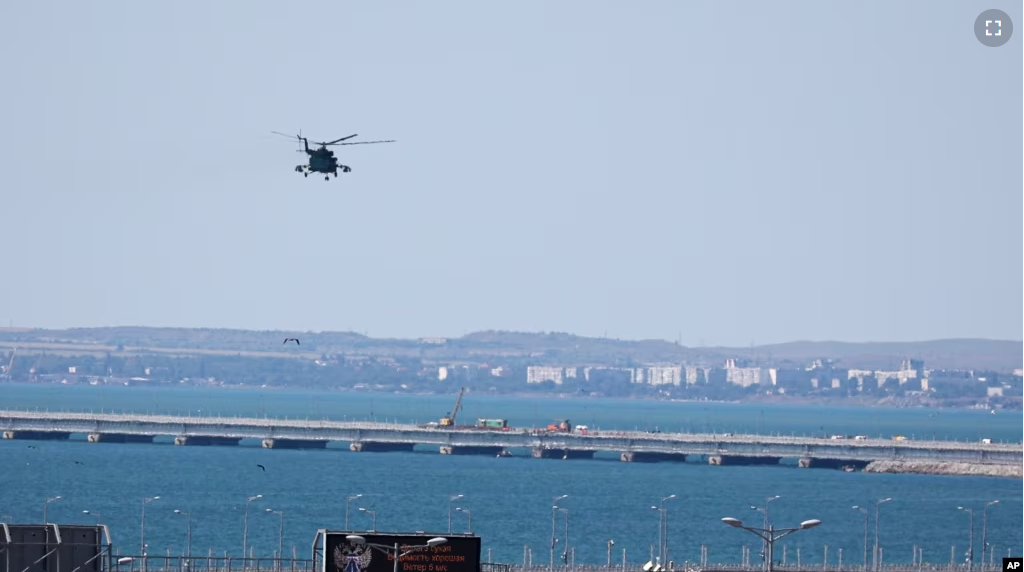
left=271, top=131, right=303, bottom=141
left=327, top=140, right=396, bottom=146
left=323, top=134, right=359, bottom=145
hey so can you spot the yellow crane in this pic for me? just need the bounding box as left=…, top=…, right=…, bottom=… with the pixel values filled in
left=439, top=387, right=466, bottom=427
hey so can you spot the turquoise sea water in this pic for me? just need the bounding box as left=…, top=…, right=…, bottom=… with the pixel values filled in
left=0, top=383, right=1021, bottom=567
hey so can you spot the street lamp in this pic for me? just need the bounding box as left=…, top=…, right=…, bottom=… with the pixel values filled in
left=749, top=496, right=780, bottom=572
left=721, top=517, right=821, bottom=572
left=852, top=506, right=869, bottom=568
left=174, top=510, right=193, bottom=557
left=359, top=508, right=376, bottom=532
left=455, top=507, right=472, bottom=533
left=266, top=509, right=285, bottom=563
left=447, top=495, right=464, bottom=534
left=345, top=535, right=447, bottom=572
left=656, top=495, right=677, bottom=565
left=981, top=501, right=999, bottom=567
left=345, top=495, right=363, bottom=530
left=606, top=540, right=615, bottom=568
left=140, top=496, right=160, bottom=556
left=43, top=496, right=62, bottom=522
left=958, top=506, right=974, bottom=570
left=873, top=498, right=892, bottom=572
left=83, top=510, right=101, bottom=524
left=242, top=494, right=263, bottom=558
left=557, top=508, right=570, bottom=566
left=550, top=495, right=567, bottom=572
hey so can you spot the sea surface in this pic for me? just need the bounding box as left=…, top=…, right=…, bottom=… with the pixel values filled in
left=0, top=383, right=1021, bottom=567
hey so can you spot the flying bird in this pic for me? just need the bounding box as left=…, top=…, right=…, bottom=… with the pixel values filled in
left=283, top=338, right=300, bottom=345
left=257, top=464, right=266, bottom=472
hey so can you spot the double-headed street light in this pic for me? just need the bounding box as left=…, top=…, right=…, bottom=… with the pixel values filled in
left=981, top=501, right=999, bottom=567
left=455, top=508, right=472, bottom=533
left=345, top=535, right=447, bottom=572
left=43, top=496, right=62, bottom=523
left=873, top=497, right=892, bottom=572
left=345, top=495, right=363, bottom=530
left=242, top=494, right=263, bottom=558
left=140, top=496, right=160, bottom=556
left=174, top=510, right=193, bottom=557
left=447, top=495, right=464, bottom=534
left=550, top=495, right=568, bottom=572
left=657, top=495, right=677, bottom=565
left=721, top=517, right=821, bottom=572
left=359, top=508, right=377, bottom=532
left=957, top=506, right=974, bottom=570
left=852, top=506, right=869, bottom=568
left=750, top=496, right=780, bottom=571
left=83, top=510, right=101, bottom=524
left=266, top=509, right=285, bottom=563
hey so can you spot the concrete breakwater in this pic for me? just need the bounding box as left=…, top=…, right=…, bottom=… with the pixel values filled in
left=864, top=459, right=1023, bottom=478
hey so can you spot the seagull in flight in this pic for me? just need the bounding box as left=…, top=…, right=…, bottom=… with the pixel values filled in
left=283, top=338, right=300, bottom=345
left=257, top=464, right=266, bottom=472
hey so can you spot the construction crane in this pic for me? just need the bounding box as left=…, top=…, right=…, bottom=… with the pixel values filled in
left=1, top=347, right=14, bottom=380
left=439, top=387, right=466, bottom=427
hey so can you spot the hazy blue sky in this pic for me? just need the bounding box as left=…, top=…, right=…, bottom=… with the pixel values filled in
left=0, top=1, right=1020, bottom=346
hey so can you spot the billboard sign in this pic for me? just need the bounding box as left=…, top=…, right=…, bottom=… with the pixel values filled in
left=324, top=533, right=481, bottom=572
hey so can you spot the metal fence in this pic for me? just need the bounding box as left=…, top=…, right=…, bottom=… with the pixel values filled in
left=107, top=556, right=316, bottom=572
left=86, top=558, right=1008, bottom=572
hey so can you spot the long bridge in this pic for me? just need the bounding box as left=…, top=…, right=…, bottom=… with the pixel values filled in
left=1, top=410, right=1020, bottom=470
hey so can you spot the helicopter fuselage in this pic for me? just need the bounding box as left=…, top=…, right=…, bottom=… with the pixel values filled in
left=296, top=146, right=351, bottom=180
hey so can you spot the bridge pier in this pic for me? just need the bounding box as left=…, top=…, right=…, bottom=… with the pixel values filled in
left=440, top=445, right=505, bottom=455
left=174, top=436, right=241, bottom=446
left=87, top=433, right=154, bottom=444
left=350, top=442, right=416, bottom=453
left=2, top=430, right=71, bottom=441
left=708, top=455, right=780, bottom=466
left=799, top=457, right=870, bottom=470
left=262, top=438, right=328, bottom=449
left=620, top=452, right=688, bottom=463
left=532, top=448, right=596, bottom=460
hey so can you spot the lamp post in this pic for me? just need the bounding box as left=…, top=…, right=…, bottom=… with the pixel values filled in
left=873, top=498, right=892, bottom=572
left=981, top=501, right=998, bottom=567
left=359, top=508, right=376, bottom=531
left=721, top=517, right=821, bottom=572
left=266, top=509, right=284, bottom=563
left=174, top=510, right=193, bottom=557
left=557, top=508, right=570, bottom=566
left=345, top=535, right=447, bottom=572
left=43, top=495, right=62, bottom=522
left=852, top=506, right=869, bottom=569
left=659, top=495, right=676, bottom=565
left=550, top=495, right=567, bottom=572
left=455, top=508, right=472, bottom=533
left=447, top=495, right=464, bottom=534
left=345, top=495, right=362, bottom=530
left=83, top=510, right=101, bottom=524
left=607, top=540, right=614, bottom=568
left=750, top=496, right=780, bottom=572
left=957, top=507, right=974, bottom=570
left=242, top=494, right=263, bottom=558
left=140, top=496, right=160, bottom=556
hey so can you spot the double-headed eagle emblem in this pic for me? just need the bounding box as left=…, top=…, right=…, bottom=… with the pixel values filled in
left=334, top=542, right=373, bottom=572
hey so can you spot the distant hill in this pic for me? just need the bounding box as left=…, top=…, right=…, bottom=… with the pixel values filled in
left=0, top=327, right=1019, bottom=372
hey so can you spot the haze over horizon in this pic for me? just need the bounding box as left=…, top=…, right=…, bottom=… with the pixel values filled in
left=1, top=1, right=1020, bottom=347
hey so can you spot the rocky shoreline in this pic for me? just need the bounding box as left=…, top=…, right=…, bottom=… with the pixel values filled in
left=864, top=460, right=1022, bottom=478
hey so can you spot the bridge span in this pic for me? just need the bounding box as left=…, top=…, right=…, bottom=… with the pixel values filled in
left=1, top=410, right=1019, bottom=470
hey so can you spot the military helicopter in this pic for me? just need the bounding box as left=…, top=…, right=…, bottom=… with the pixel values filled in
left=271, top=131, right=395, bottom=181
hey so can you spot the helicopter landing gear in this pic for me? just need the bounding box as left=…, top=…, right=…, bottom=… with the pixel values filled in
left=324, top=175, right=330, bottom=181
left=303, top=172, right=308, bottom=177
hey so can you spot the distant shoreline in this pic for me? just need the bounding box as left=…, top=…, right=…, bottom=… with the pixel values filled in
left=6, top=380, right=1019, bottom=413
